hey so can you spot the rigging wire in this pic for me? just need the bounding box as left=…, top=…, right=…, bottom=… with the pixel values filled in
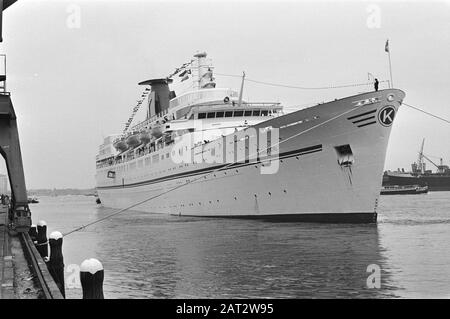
left=215, top=72, right=387, bottom=90
left=63, top=104, right=363, bottom=237
left=122, top=89, right=150, bottom=135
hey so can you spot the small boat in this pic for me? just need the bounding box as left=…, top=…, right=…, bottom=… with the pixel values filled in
left=27, top=196, right=39, bottom=204
left=126, top=132, right=141, bottom=148
left=151, top=124, right=163, bottom=138
left=139, top=130, right=152, bottom=144
left=113, top=139, right=128, bottom=152
left=380, top=185, right=428, bottom=195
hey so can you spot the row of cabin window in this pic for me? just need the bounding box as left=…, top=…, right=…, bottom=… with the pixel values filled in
left=112, top=152, right=171, bottom=174
left=197, top=109, right=272, bottom=119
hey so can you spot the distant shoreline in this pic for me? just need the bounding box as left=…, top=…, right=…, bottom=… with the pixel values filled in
left=27, top=188, right=97, bottom=197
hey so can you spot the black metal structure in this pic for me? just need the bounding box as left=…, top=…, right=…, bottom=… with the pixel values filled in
left=0, top=0, right=32, bottom=232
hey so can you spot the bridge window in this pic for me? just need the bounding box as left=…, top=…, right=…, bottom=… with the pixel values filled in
left=216, top=111, right=224, bottom=118
left=207, top=112, right=216, bottom=118
left=244, top=110, right=252, bottom=116
left=261, top=110, right=269, bottom=116
left=198, top=113, right=206, bottom=119
left=225, top=111, right=233, bottom=117
left=253, top=110, right=260, bottom=116
left=234, top=111, right=244, bottom=117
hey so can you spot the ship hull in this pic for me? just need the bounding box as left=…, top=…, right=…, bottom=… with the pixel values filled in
left=96, top=89, right=405, bottom=222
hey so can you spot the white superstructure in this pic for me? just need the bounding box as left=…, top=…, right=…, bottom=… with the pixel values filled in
left=95, top=52, right=405, bottom=222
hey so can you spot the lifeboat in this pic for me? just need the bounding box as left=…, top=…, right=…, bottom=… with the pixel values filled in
left=139, top=130, right=151, bottom=144
left=126, top=132, right=141, bottom=148
left=151, top=124, right=163, bottom=138
left=113, top=139, right=128, bottom=152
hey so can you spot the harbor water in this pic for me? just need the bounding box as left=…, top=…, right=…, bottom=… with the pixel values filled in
left=31, top=192, right=450, bottom=299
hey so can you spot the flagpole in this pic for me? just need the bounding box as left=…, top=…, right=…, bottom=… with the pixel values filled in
left=386, top=39, right=394, bottom=88
left=388, top=50, right=393, bottom=88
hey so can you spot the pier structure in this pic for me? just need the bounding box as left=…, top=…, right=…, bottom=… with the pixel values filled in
left=0, top=0, right=63, bottom=299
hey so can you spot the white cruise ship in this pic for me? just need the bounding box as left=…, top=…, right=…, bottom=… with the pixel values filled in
left=95, top=52, right=405, bottom=222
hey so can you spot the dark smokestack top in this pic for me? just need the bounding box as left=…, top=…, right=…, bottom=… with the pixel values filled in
left=138, top=78, right=173, bottom=86
left=138, top=78, right=173, bottom=116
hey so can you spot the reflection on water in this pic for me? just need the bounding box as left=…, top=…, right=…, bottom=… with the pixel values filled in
left=95, top=213, right=395, bottom=299
left=377, top=192, right=450, bottom=299
left=30, top=192, right=450, bottom=298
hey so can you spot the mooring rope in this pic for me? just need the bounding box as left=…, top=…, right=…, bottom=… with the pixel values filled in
left=402, top=102, right=450, bottom=125
left=62, top=104, right=362, bottom=237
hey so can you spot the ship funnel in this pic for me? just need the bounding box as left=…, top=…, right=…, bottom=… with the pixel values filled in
left=138, top=78, right=173, bottom=118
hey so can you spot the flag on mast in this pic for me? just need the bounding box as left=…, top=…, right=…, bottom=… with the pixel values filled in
left=385, top=39, right=389, bottom=53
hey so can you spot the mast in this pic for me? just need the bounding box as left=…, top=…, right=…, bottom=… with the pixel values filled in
left=238, top=71, right=245, bottom=108
left=194, top=52, right=207, bottom=90
left=193, top=52, right=215, bottom=89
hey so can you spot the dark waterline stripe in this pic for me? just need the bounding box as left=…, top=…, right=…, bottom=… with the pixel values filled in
left=172, top=212, right=378, bottom=223
left=97, top=144, right=322, bottom=190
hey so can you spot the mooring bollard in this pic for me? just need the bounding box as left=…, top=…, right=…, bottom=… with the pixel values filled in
left=36, top=220, right=48, bottom=258
left=80, top=258, right=104, bottom=299
left=48, top=231, right=65, bottom=298
left=29, top=224, right=37, bottom=243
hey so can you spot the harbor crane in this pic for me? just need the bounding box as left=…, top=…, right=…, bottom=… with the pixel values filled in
left=415, top=138, right=448, bottom=174
left=0, top=0, right=32, bottom=232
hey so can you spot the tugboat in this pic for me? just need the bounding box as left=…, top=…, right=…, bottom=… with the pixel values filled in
left=380, top=185, right=428, bottom=195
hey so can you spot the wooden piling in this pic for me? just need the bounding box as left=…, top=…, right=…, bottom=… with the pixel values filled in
left=47, top=231, right=65, bottom=297
left=80, top=259, right=104, bottom=299
left=29, top=224, right=37, bottom=242
left=36, top=220, right=48, bottom=258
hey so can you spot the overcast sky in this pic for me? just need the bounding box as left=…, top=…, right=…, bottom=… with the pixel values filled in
left=1, top=0, right=449, bottom=189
